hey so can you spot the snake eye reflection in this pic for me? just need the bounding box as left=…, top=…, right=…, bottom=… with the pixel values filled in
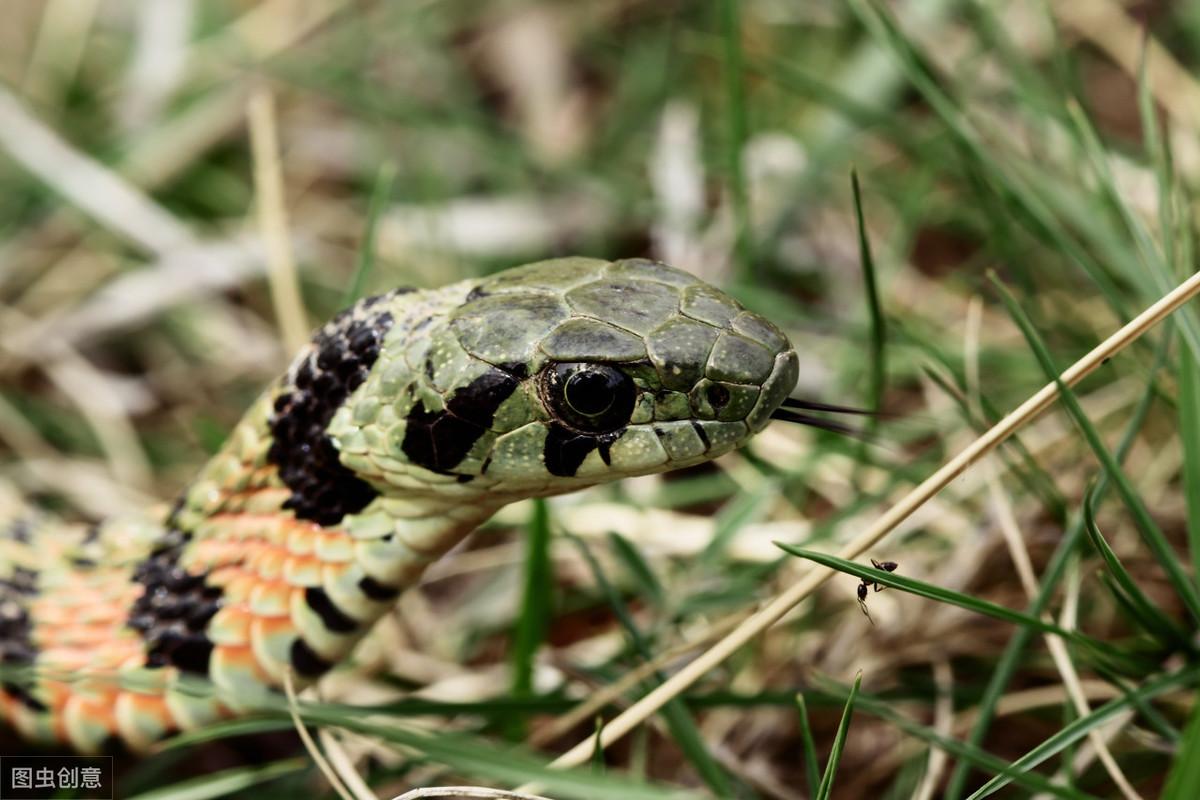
left=544, top=362, right=637, bottom=434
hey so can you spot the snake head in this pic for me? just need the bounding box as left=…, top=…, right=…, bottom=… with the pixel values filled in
left=329, top=257, right=798, bottom=499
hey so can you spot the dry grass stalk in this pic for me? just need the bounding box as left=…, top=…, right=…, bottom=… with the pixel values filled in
left=284, top=670, right=357, bottom=800
left=248, top=87, right=310, bottom=352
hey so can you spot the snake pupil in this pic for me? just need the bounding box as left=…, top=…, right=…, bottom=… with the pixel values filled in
left=565, top=370, right=618, bottom=416
left=544, top=362, right=636, bottom=434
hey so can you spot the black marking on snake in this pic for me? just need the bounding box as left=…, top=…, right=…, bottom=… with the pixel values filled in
left=268, top=297, right=396, bottom=526
left=304, top=587, right=358, bottom=633
left=543, top=424, right=625, bottom=477
left=290, top=638, right=333, bottom=677
left=0, top=567, right=43, bottom=710
left=358, top=575, right=400, bottom=601
left=127, top=529, right=219, bottom=674
left=496, top=362, right=529, bottom=380
left=691, top=421, right=710, bottom=451
left=401, top=367, right=519, bottom=473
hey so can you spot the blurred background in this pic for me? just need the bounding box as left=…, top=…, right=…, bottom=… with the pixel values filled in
left=1, top=1, right=1199, bottom=798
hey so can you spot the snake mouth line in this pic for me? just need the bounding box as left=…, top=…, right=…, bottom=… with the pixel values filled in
left=769, top=397, right=883, bottom=439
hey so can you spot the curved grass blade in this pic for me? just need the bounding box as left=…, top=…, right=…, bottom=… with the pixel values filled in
left=816, top=672, right=861, bottom=800
left=127, top=759, right=307, bottom=800
left=1083, top=481, right=1191, bottom=648
left=852, top=170, right=886, bottom=467
left=844, top=0, right=1130, bottom=317
left=1179, top=342, right=1200, bottom=586
left=991, top=274, right=1200, bottom=624
left=815, top=681, right=1093, bottom=800
left=343, top=160, right=396, bottom=305
left=794, top=693, right=821, bottom=800
left=964, top=665, right=1200, bottom=799
left=298, top=703, right=692, bottom=800
left=569, top=534, right=734, bottom=797
left=510, top=498, right=553, bottom=735
left=1162, top=693, right=1200, bottom=799
left=608, top=531, right=665, bottom=609
left=945, top=321, right=1171, bottom=799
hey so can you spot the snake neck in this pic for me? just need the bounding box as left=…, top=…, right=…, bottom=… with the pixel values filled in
left=141, top=284, right=509, bottom=687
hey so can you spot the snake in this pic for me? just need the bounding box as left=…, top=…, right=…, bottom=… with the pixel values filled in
left=0, top=256, right=808, bottom=753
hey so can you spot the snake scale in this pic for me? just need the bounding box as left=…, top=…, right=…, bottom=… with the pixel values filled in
left=0, top=257, right=800, bottom=753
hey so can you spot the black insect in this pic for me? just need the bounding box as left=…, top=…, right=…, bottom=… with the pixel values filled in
left=857, top=558, right=898, bottom=625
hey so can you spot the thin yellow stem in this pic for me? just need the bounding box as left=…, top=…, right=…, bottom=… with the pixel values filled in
left=248, top=86, right=309, bottom=353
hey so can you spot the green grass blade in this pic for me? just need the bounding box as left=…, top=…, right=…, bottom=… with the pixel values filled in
left=920, top=363, right=1067, bottom=521
left=608, top=531, right=666, bottom=609
left=718, top=0, right=752, bottom=276
left=1162, top=693, right=1200, bottom=798
left=795, top=693, right=822, bottom=800
left=845, top=0, right=1131, bottom=317
left=701, top=479, right=776, bottom=563
left=569, top=534, right=735, bottom=796
left=1064, top=102, right=1200, bottom=366
left=343, top=159, right=396, bottom=305
left=1179, top=348, right=1200, bottom=584
left=776, top=544, right=1097, bottom=646
left=852, top=169, right=886, bottom=418
left=301, top=704, right=693, bottom=800
left=991, top=275, right=1200, bottom=624
left=852, top=169, right=886, bottom=478
left=816, top=672, right=861, bottom=800
left=1083, top=480, right=1190, bottom=647
left=820, top=682, right=1094, bottom=799
left=126, top=759, right=307, bottom=800
left=944, top=344, right=1167, bottom=797
left=964, top=665, right=1200, bottom=799
left=511, top=499, right=553, bottom=708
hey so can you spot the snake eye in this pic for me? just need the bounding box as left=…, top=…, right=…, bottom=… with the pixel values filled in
left=544, top=362, right=637, bottom=434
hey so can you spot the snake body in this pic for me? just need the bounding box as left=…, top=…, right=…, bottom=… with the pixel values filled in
left=0, top=257, right=798, bottom=752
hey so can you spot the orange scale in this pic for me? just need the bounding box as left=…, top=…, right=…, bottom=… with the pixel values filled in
left=39, top=680, right=72, bottom=713
left=41, top=647, right=96, bottom=672
left=285, top=524, right=316, bottom=556
left=247, top=580, right=291, bottom=618
left=76, top=605, right=127, bottom=626
left=100, top=638, right=143, bottom=664
left=282, top=554, right=322, bottom=587
left=220, top=571, right=258, bottom=605
left=208, top=605, right=253, bottom=647
left=115, top=692, right=175, bottom=751
left=262, top=518, right=290, bottom=547
left=205, top=565, right=242, bottom=588
left=315, top=530, right=354, bottom=563
left=250, top=544, right=287, bottom=580
left=249, top=615, right=297, bottom=680
left=80, top=623, right=121, bottom=645
left=211, top=642, right=274, bottom=696
left=64, top=692, right=120, bottom=752
left=30, top=598, right=70, bottom=624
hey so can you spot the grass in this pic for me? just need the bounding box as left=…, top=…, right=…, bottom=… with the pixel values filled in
left=1, top=0, right=1200, bottom=798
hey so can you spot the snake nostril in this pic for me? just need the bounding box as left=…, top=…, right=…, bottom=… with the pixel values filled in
left=706, top=383, right=731, bottom=410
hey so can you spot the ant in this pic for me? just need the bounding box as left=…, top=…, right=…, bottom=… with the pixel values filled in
left=857, top=558, right=898, bottom=625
